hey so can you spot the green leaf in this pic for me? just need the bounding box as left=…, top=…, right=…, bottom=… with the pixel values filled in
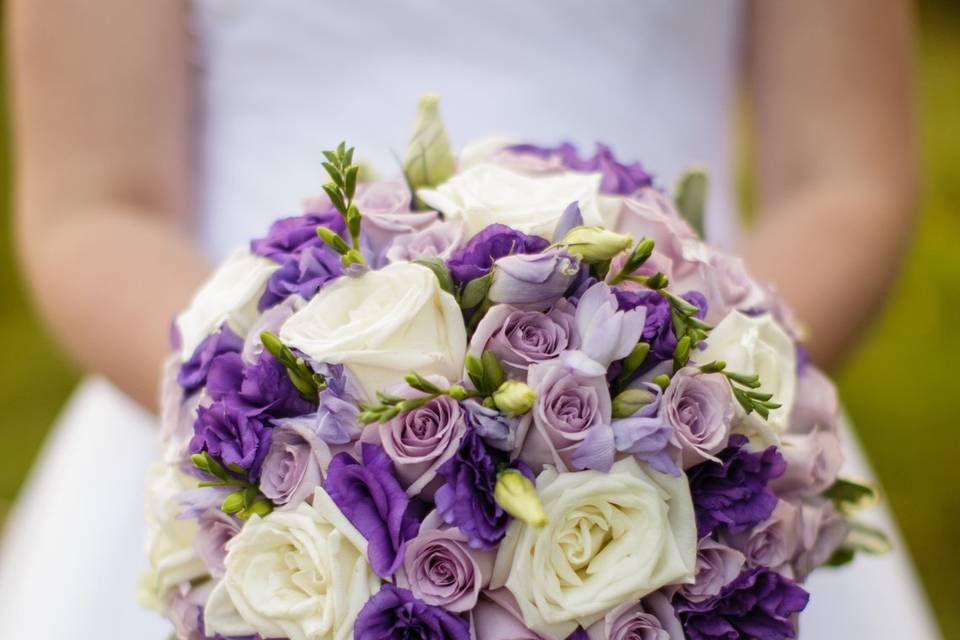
left=344, top=165, right=359, bottom=200
left=845, top=520, right=893, bottom=555
left=675, top=167, right=708, bottom=238
left=323, top=162, right=343, bottom=188
left=323, top=184, right=346, bottom=214
left=465, top=354, right=485, bottom=391
left=461, top=272, right=494, bottom=309
left=344, top=146, right=355, bottom=168
left=824, top=478, right=880, bottom=514
left=322, top=150, right=339, bottom=165
left=414, top=257, right=457, bottom=298
left=481, top=351, right=504, bottom=394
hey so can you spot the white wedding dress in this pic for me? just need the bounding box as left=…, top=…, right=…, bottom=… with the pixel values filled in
left=0, top=1, right=940, bottom=638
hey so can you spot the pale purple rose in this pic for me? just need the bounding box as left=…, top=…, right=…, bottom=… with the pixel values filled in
left=378, top=384, right=468, bottom=498
left=472, top=589, right=548, bottom=640
left=259, top=417, right=330, bottom=508
left=770, top=429, right=843, bottom=498
left=385, top=219, right=465, bottom=263
left=791, top=498, right=849, bottom=581
left=585, top=592, right=684, bottom=640
left=522, top=360, right=612, bottom=472
left=723, top=500, right=800, bottom=573
left=788, top=365, right=839, bottom=435
left=661, top=367, right=735, bottom=468
left=488, top=249, right=581, bottom=311
left=573, top=282, right=646, bottom=373
left=469, top=301, right=579, bottom=378
left=614, top=188, right=702, bottom=278
left=194, top=509, right=241, bottom=578
left=395, top=512, right=495, bottom=613
left=165, top=581, right=213, bottom=640
left=240, top=296, right=303, bottom=364
left=679, top=537, right=746, bottom=604
left=672, top=250, right=766, bottom=324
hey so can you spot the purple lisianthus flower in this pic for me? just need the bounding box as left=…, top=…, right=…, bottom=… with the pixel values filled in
left=194, top=509, right=241, bottom=579
left=488, top=249, right=581, bottom=311
left=313, top=363, right=362, bottom=445
left=609, top=382, right=679, bottom=476
left=661, top=367, right=735, bottom=469
left=435, top=427, right=529, bottom=549
left=573, top=282, right=646, bottom=372
left=189, top=402, right=271, bottom=479
left=447, top=223, right=549, bottom=283
left=469, top=301, right=578, bottom=379
left=679, top=537, right=745, bottom=604
left=250, top=211, right=343, bottom=263
left=354, top=584, right=470, bottom=640
left=523, top=360, right=613, bottom=473
left=585, top=591, right=685, bottom=640
left=508, top=142, right=653, bottom=195
left=615, top=289, right=708, bottom=363
left=324, top=443, right=424, bottom=578
left=258, top=417, right=329, bottom=508
left=674, top=567, right=809, bottom=640
left=208, top=350, right=317, bottom=420
left=257, top=243, right=343, bottom=310
left=687, top=435, right=786, bottom=537
left=177, top=324, right=243, bottom=394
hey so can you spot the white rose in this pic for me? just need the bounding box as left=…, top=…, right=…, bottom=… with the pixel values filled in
left=490, top=458, right=697, bottom=639
left=695, top=311, right=797, bottom=435
left=417, top=163, right=608, bottom=238
left=204, top=487, right=380, bottom=640
left=138, top=463, right=208, bottom=611
left=279, top=261, right=467, bottom=400
left=175, top=246, right=279, bottom=359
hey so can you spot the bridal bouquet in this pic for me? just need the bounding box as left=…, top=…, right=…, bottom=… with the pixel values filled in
left=142, top=98, right=886, bottom=640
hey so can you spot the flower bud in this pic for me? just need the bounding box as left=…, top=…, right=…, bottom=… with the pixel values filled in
left=403, top=95, right=456, bottom=205
left=492, top=380, right=536, bottom=416
left=494, top=469, right=547, bottom=527
left=612, top=387, right=658, bottom=419
left=558, top=225, right=633, bottom=263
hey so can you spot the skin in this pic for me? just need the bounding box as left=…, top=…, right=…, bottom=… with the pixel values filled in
left=8, top=1, right=916, bottom=411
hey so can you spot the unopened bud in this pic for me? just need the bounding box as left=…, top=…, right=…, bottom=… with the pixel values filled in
left=612, top=387, right=657, bottom=418
left=494, top=469, right=548, bottom=528
left=558, top=226, right=633, bottom=263
left=492, top=380, right=536, bottom=416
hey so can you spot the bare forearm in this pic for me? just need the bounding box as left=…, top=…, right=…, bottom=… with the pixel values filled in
left=19, top=209, right=209, bottom=409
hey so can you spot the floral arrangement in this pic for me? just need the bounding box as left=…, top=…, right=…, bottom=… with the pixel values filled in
left=142, top=97, right=886, bottom=640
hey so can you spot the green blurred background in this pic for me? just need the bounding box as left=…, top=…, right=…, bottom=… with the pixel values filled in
left=1, top=2, right=958, bottom=637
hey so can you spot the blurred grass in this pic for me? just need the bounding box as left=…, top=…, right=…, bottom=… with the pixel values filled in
left=0, top=2, right=958, bottom=637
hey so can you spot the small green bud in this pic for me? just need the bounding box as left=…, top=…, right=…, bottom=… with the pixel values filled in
left=316, top=226, right=350, bottom=254
left=612, top=387, right=658, bottom=418
left=624, top=238, right=656, bottom=272
left=558, top=226, right=634, bottom=263
left=653, top=374, right=671, bottom=390
left=645, top=272, right=670, bottom=291
left=698, top=360, right=726, bottom=374
left=404, top=95, right=456, bottom=206
left=619, top=342, right=650, bottom=381
left=494, top=469, right=548, bottom=528
left=492, top=380, right=536, bottom=416
left=243, top=498, right=274, bottom=520
left=448, top=385, right=470, bottom=401
left=405, top=372, right=444, bottom=395
left=221, top=491, right=245, bottom=514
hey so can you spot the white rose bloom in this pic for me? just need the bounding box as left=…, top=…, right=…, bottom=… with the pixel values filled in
left=204, top=488, right=380, bottom=640
left=279, top=261, right=467, bottom=400
left=175, top=246, right=279, bottom=359
left=491, top=458, right=697, bottom=639
left=695, top=310, right=797, bottom=435
left=138, top=463, right=208, bottom=611
left=417, top=163, right=608, bottom=238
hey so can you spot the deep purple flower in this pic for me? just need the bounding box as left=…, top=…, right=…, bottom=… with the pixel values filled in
left=257, top=243, right=343, bottom=310
left=324, top=444, right=424, bottom=578
left=508, top=142, right=653, bottom=195
left=674, top=567, right=809, bottom=640
left=687, top=435, right=786, bottom=537
left=177, top=325, right=243, bottom=394
left=189, top=402, right=271, bottom=479
left=250, top=211, right=344, bottom=263
left=354, top=585, right=470, bottom=640
left=615, top=289, right=708, bottom=362
left=208, top=351, right=316, bottom=420
left=447, top=223, right=549, bottom=283
left=434, top=428, right=529, bottom=549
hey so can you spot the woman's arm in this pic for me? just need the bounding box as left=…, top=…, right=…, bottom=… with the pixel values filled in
left=744, top=0, right=918, bottom=368
left=9, top=0, right=210, bottom=409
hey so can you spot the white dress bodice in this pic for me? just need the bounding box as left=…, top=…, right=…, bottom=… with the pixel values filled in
left=191, top=0, right=744, bottom=260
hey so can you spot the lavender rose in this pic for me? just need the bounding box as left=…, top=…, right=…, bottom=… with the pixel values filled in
left=395, top=512, right=496, bottom=613
left=723, top=501, right=800, bottom=572
left=585, top=592, right=685, bottom=640
left=447, top=223, right=549, bottom=283
left=660, top=367, right=735, bottom=468
left=386, top=219, right=465, bottom=263
left=488, top=249, right=582, bottom=311
left=258, top=417, right=330, bottom=508
left=791, top=499, right=849, bottom=581
left=194, top=509, right=241, bottom=579
left=379, top=388, right=467, bottom=498
left=770, top=429, right=843, bottom=498
left=472, top=589, right=547, bottom=640
left=523, top=360, right=612, bottom=473
left=469, top=302, right=578, bottom=379
left=679, top=537, right=745, bottom=604
left=354, top=584, right=470, bottom=640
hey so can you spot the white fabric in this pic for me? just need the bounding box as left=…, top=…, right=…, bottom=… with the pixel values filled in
left=0, top=1, right=940, bottom=638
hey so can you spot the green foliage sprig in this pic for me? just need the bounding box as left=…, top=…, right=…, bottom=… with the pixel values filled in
left=319, top=142, right=366, bottom=267
left=192, top=452, right=273, bottom=520
left=357, top=372, right=479, bottom=424
left=260, top=331, right=326, bottom=402
left=697, top=359, right=782, bottom=419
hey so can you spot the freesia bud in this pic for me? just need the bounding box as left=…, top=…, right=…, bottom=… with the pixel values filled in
left=558, top=225, right=633, bottom=263
left=404, top=95, right=456, bottom=206
left=494, top=469, right=547, bottom=527
left=612, top=387, right=657, bottom=418
left=492, top=380, right=536, bottom=416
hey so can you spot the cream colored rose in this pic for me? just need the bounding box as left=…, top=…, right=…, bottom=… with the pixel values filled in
left=203, top=487, right=380, bottom=640
left=138, top=463, right=208, bottom=611
left=417, top=163, right=609, bottom=238
left=279, top=261, right=467, bottom=400
left=175, top=246, right=278, bottom=359
left=490, top=458, right=697, bottom=639
left=695, top=311, right=797, bottom=435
